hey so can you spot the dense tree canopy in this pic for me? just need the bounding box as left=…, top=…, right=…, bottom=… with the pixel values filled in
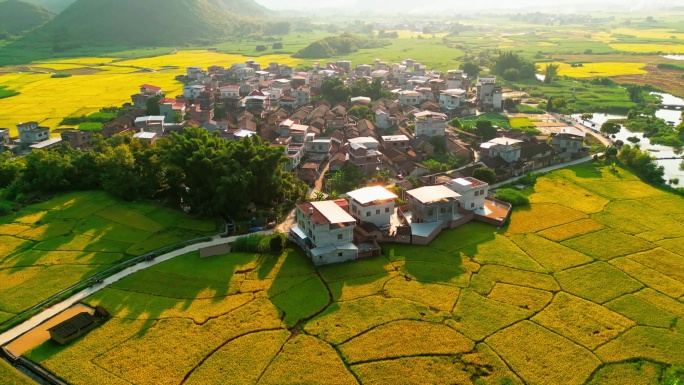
left=0, top=128, right=307, bottom=217
left=493, top=52, right=537, bottom=81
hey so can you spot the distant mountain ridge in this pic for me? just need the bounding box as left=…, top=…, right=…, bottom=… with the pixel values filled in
left=30, top=0, right=271, bottom=45
left=25, top=0, right=74, bottom=12
left=0, top=0, right=54, bottom=36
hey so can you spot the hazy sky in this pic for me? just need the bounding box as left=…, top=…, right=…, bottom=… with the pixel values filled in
left=255, top=0, right=667, bottom=12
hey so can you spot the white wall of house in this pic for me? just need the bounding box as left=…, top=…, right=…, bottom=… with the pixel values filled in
left=296, top=209, right=354, bottom=248
left=408, top=198, right=458, bottom=228
left=489, top=145, right=521, bottom=163
left=448, top=184, right=488, bottom=210
left=313, top=248, right=358, bottom=266
left=349, top=200, right=395, bottom=227
left=415, top=117, right=446, bottom=137
left=439, top=93, right=462, bottom=110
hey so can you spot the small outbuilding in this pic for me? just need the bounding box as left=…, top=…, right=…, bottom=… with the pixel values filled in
left=48, top=312, right=96, bottom=345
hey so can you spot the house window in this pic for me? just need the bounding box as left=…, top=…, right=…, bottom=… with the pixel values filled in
left=338, top=234, right=343, bottom=240
left=366, top=211, right=371, bottom=217
left=440, top=207, right=446, bottom=214
left=376, top=209, right=380, bottom=215
left=385, top=207, right=390, bottom=213
left=338, top=252, right=343, bottom=257
left=428, top=209, right=434, bottom=216
left=471, top=203, right=475, bottom=208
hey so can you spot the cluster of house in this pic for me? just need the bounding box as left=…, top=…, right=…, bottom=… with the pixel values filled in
left=290, top=179, right=512, bottom=265
left=2, top=57, right=588, bottom=190
left=0, top=122, right=93, bottom=155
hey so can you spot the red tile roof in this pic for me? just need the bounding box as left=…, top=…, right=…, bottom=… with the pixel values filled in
left=140, top=84, right=161, bottom=91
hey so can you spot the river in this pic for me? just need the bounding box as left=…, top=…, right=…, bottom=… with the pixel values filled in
left=571, top=92, right=684, bottom=182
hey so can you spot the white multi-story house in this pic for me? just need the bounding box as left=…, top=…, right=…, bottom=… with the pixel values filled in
left=551, top=127, right=586, bottom=154
left=446, top=70, right=467, bottom=89
left=235, top=66, right=256, bottom=81
left=476, top=76, right=503, bottom=110
left=398, top=90, right=421, bottom=106
left=291, top=86, right=311, bottom=106
left=183, top=85, right=205, bottom=98
left=381, top=135, right=410, bottom=152
left=0, top=129, right=10, bottom=152
left=439, top=89, right=466, bottom=111
left=219, top=85, right=241, bottom=99
left=348, top=137, right=380, bottom=151
left=347, top=186, right=398, bottom=227
left=186, top=66, right=203, bottom=80
left=447, top=177, right=489, bottom=211
left=407, top=185, right=461, bottom=228
left=480, top=137, right=523, bottom=163
left=291, top=200, right=359, bottom=265
left=414, top=111, right=447, bottom=137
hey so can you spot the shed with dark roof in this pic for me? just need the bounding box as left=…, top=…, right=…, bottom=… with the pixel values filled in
left=48, top=312, right=98, bottom=345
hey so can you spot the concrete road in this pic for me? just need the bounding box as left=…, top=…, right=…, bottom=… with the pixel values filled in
left=0, top=231, right=272, bottom=346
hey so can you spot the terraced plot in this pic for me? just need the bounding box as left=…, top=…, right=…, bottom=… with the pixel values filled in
left=0, top=191, right=216, bottom=324
left=22, top=164, right=684, bottom=384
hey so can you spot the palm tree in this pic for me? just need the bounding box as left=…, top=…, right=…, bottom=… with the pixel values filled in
left=544, top=63, right=560, bottom=84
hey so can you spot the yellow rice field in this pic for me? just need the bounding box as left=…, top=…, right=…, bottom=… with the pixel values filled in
left=610, top=44, right=684, bottom=54
left=611, top=28, right=684, bottom=41
left=0, top=51, right=305, bottom=136
left=540, top=61, right=647, bottom=78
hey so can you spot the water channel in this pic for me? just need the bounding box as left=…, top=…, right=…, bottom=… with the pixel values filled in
left=571, top=92, right=684, bottom=182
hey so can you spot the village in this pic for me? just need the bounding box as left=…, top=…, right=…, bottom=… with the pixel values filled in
left=0, top=57, right=597, bottom=266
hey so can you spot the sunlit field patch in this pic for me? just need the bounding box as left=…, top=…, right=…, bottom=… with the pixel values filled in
left=531, top=292, right=635, bottom=349
left=486, top=321, right=601, bottom=385
left=538, top=61, right=647, bottom=78
left=339, top=320, right=474, bottom=363
left=555, top=262, right=644, bottom=303
left=610, top=43, right=684, bottom=54
left=536, top=219, right=605, bottom=242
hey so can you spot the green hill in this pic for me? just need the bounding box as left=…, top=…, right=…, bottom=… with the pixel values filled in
left=30, top=0, right=270, bottom=45
left=0, top=0, right=54, bottom=36
left=294, top=33, right=391, bottom=58
left=25, top=0, right=74, bottom=12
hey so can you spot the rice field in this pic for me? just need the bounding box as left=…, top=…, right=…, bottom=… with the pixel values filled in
left=610, top=43, right=684, bottom=54
left=540, top=61, right=647, bottom=78
left=0, top=191, right=216, bottom=323
left=19, top=163, right=684, bottom=384
left=0, top=50, right=305, bottom=136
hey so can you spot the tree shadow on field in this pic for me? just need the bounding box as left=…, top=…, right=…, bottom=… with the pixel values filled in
left=570, top=163, right=603, bottom=179
left=70, top=251, right=261, bottom=337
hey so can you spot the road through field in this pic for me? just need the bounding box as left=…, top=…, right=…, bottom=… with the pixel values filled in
left=0, top=231, right=272, bottom=347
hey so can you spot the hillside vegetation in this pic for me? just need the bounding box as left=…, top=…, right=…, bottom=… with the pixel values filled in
left=25, top=0, right=74, bottom=12
left=28, top=0, right=270, bottom=45
left=294, top=33, right=391, bottom=58
left=0, top=0, right=54, bottom=37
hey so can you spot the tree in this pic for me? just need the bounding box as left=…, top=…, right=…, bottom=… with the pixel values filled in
left=214, top=105, right=226, bottom=120
left=546, top=96, right=568, bottom=113
left=605, top=146, right=618, bottom=157
left=600, top=121, right=621, bottom=135
left=0, top=152, right=24, bottom=188
left=146, top=96, right=161, bottom=115
left=173, top=111, right=183, bottom=123
left=460, top=62, right=481, bottom=78
left=627, top=84, right=643, bottom=103
left=503, top=68, right=520, bottom=81
left=272, top=42, right=283, bottom=49
left=256, top=45, right=267, bottom=52
left=543, top=63, right=560, bottom=84
left=450, top=117, right=462, bottom=129
left=474, top=120, right=498, bottom=141
left=473, top=167, right=497, bottom=184
left=348, top=105, right=374, bottom=121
